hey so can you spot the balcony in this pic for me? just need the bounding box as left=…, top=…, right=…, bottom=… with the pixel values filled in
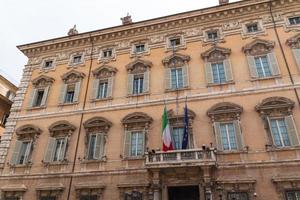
left=145, top=148, right=216, bottom=168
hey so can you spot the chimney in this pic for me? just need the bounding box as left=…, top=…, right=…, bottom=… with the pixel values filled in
left=219, top=0, right=229, bottom=5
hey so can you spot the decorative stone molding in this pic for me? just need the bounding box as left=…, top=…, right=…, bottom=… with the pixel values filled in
left=162, top=53, right=190, bottom=68
left=1, top=184, right=27, bottom=199
left=92, top=65, right=117, bottom=79
left=283, top=13, right=300, bottom=32
left=201, top=46, right=231, bottom=62
left=16, top=124, right=42, bottom=140
left=75, top=183, right=105, bottom=200
left=207, top=102, right=243, bottom=122
left=61, top=70, right=85, bottom=84
left=40, top=56, right=56, bottom=72
left=165, top=33, right=186, bottom=51
left=272, top=176, right=300, bottom=200
left=167, top=109, right=195, bottom=126
left=83, top=117, right=112, bottom=134
left=98, top=46, right=116, bottom=63
left=32, top=75, right=55, bottom=87
left=48, top=120, right=76, bottom=137
left=216, top=179, right=256, bottom=199
left=242, top=38, right=275, bottom=56
left=130, top=39, right=150, bottom=57
left=118, top=183, right=150, bottom=200
left=36, top=183, right=64, bottom=200
left=68, top=51, right=85, bottom=67
left=287, top=33, right=300, bottom=48
left=126, top=59, right=152, bottom=73
left=122, top=112, right=152, bottom=130
left=202, top=27, right=225, bottom=45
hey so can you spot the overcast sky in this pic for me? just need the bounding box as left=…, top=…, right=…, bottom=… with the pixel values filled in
left=0, top=0, right=240, bottom=85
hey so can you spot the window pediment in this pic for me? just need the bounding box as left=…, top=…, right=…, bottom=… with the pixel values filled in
left=162, top=53, right=190, bottom=68
left=255, top=97, right=295, bottom=116
left=61, top=70, right=85, bottom=83
left=126, top=59, right=152, bottom=73
left=16, top=124, right=41, bottom=139
left=201, top=46, right=231, bottom=62
left=207, top=102, right=243, bottom=121
left=32, top=75, right=54, bottom=87
left=83, top=117, right=112, bottom=133
left=122, top=112, right=152, bottom=129
left=287, top=33, right=300, bottom=48
left=92, top=65, right=117, bottom=79
left=49, top=121, right=76, bottom=137
left=242, top=39, right=275, bottom=56
left=167, top=109, right=195, bottom=127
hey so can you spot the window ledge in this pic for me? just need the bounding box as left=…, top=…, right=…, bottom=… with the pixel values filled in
left=68, top=62, right=85, bottom=67
left=165, top=45, right=186, bottom=52
left=123, top=156, right=144, bottom=161
left=39, top=67, right=55, bottom=73
left=250, top=75, right=281, bottom=81
left=266, top=145, right=300, bottom=152
left=127, top=92, right=150, bottom=97
left=80, top=159, right=106, bottom=164
left=9, top=163, right=32, bottom=168
left=165, top=87, right=189, bottom=93
left=42, top=160, right=69, bottom=166
left=91, top=97, right=113, bottom=102
left=216, top=150, right=248, bottom=155
left=27, top=106, right=46, bottom=111
left=58, top=102, right=79, bottom=106
left=207, top=81, right=234, bottom=87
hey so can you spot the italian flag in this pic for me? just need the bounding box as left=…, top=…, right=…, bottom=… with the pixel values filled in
left=162, top=106, right=173, bottom=152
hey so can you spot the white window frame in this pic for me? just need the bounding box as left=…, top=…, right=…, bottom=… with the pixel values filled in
left=254, top=56, right=271, bottom=78
left=69, top=52, right=85, bottom=66
left=269, top=118, right=291, bottom=147
left=220, top=122, right=237, bottom=151
left=171, top=68, right=183, bottom=89
left=133, top=74, right=144, bottom=94
left=53, top=138, right=66, bottom=162
left=98, top=80, right=108, bottom=99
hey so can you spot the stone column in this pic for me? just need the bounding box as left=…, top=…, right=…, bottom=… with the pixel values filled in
left=152, top=169, right=161, bottom=200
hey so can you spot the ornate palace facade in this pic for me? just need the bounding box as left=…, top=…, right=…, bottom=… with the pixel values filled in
left=1, top=0, right=300, bottom=199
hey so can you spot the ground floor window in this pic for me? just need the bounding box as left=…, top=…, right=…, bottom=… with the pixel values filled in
left=286, top=191, right=300, bottom=200
left=228, top=192, right=248, bottom=200
left=40, top=197, right=56, bottom=200
left=125, top=191, right=143, bottom=200
left=80, top=195, right=98, bottom=200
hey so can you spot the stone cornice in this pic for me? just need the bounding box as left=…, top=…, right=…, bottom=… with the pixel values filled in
left=17, top=0, right=294, bottom=57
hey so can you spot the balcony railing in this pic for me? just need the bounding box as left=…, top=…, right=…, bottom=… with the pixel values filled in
left=145, top=148, right=216, bottom=168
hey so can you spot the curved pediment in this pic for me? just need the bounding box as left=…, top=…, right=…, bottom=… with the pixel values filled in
left=201, top=46, right=231, bottom=62
left=162, top=53, right=190, bottom=67
left=287, top=33, right=300, bottom=48
left=255, top=96, right=295, bottom=112
left=49, top=120, right=76, bottom=135
left=207, top=102, right=243, bottom=117
left=32, top=75, right=54, bottom=87
left=242, top=39, right=275, bottom=55
left=92, top=65, right=117, bottom=78
left=16, top=124, right=42, bottom=137
left=125, top=59, right=152, bottom=72
left=122, top=112, right=153, bottom=125
left=61, top=70, right=85, bottom=82
left=167, top=108, right=196, bottom=119
left=83, top=117, right=112, bottom=133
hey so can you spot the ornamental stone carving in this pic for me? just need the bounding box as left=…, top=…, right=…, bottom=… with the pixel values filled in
left=48, top=121, right=76, bottom=137
left=222, top=20, right=241, bottom=31
left=83, top=117, right=112, bottom=134
left=201, top=46, right=231, bottom=62
left=32, top=75, right=55, bottom=87
left=207, top=102, right=243, bottom=122
left=92, top=65, right=117, bottom=79
left=126, top=59, right=152, bottom=73
left=122, top=112, right=153, bottom=130
left=242, top=39, right=275, bottom=56
left=167, top=109, right=195, bottom=127
left=61, top=70, right=85, bottom=84
left=287, top=33, right=300, bottom=48
left=162, top=53, right=190, bottom=68
left=16, top=124, right=42, bottom=140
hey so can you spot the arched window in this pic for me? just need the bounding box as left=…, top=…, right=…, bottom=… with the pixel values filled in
left=256, top=97, right=299, bottom=148
left=201, top=46, right=233, bottom=85
left=59, top=70, right=85, bottom=104
left=10, top=125, right=41, bottom=166
left=43, top=121, right=76, bottom=163
left=126, top=59, right=152, bottom=96
left=83, top=117, right=112, bottom=161
left=91, top=65, right=117, bottom=100
left=287, top=33, right=300, bottom=71
left=122, top=112, right=152, bottom=158
left=242, top=39, right=280, bottom=79
left=207, top=102, right=244, bottom=151
left=28, top=75, right=54, bottom=108
left=162, top=53, right=190, bottom=91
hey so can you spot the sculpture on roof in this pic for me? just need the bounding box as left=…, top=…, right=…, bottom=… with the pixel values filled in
left=68, top=25, right=79, bottom=36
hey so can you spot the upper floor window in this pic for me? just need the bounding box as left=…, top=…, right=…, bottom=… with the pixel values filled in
left=169, top=37, right=181, bottom=47
left=207, top=102, right=244, bottom=151
left=28, top=75, right=54, bottom=108
left=134, top=44, right=146, bottom=53
left=59, top=70, right=85, bottom=104
left=103, top=49, right=113, bottom=58
left=201, top=46, right=233, bottom=85
left=73, top=55, right=82, bottom=64
left=246, top=23, right=259, bottom=33
left=122, top=112, right=152, bottom=159
left=126, top=59, right=152, bottom=96
left=287, top=34, right=300, bottom=71
left=256, top=97, right=299, bottom=149
left=243, top=39, right=280, bottom=79
left=163, top=53, right=190, bottom=91
left=10, top=125, right=41, bottom=166
left=69, top=52, right=84, bottom=66
left=44, top=60, right=54, bottom=68
left=289, top=16, right=300, bottom=25
left=83, top=117, right=112, bottom=161
left=228, top=192, right=249, bottom=200
left=207, top=30, right=219, bottom=40
left=286, top=190, right=300, bottom=200
left=43, top=121, right=76, bottom=163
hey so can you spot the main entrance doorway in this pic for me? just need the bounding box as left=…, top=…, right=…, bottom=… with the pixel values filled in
left=168, top=186, right=200, bottom=200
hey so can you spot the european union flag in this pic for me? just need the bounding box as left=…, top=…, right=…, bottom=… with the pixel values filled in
left=182, top=103, right=189, bottom=149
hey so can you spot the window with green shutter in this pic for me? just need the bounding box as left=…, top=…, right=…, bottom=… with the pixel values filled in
left=29, top=75, right=54, bottom=108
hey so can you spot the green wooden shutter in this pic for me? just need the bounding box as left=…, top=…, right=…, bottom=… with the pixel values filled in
left=127, top=74, right=134, bottom=95
left=94, top=133, right=103, bottom=160
left=182, top=65, right=189, bottom=88
left=164, top=68, right=172, bottom=90
left=58, top=84, right=67, bottom=104
left=40, top=86, right=50, bottom=107
left=23, top=141, right=33, bottom=164
left=247, top=56, right=258, bottom=78
left=91, top=79, right=100, bottom=100
left=123, top=131, right=132, bottom=158
left=10, top=140, right=22, bottom=165
left=292, top=48, right=300, bottom=70
left=28, top=88, right=37, bottom=107
left=142, top=131, right=146, bottom=155
left=44, top=137, right=56, bottom=163
left=233, top=120, right=244, bottom=151
left=60, top=137, right=68, bottom=161
left=143, top=71, right=150, bottom=93
left=266, top=117, right=276, bottom=145
left=107, top=77, right=113, bottom=98
left=213, top=122, right=223, bottom=150
left=86, top=135, right=93, bottom=159
left=224, top=59, right=233, bottom=81
left=205, top=62, right=213, bottom=84
left=267, top=52, right=280, bottom=76
left=285, top=115, right=299, bottom=146
left=73, top=81, right=81, bottom=102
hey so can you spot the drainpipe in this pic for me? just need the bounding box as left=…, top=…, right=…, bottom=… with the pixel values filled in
left=269, top=0, right=300, bottom=105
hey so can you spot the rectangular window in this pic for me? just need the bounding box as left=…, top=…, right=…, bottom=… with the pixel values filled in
left=207, top=31, right=219, bottom=40
left=270, top=118, right=291, bottom=147
left=135, top=44, right=145, bottom=53
left=97, top=80, right=108, bottom=99
left=53, top=138, right=66, bottom=162
left=33, top=89, right=45, bottom=107
left=103, top=49, right=113, bottom=58
left=228, top=192, right=249, bottom=200
left=80, top=196, right=97, bottom=200
left=130, top=132, right=144, bottom=157
left=212, top=62, right=226, bottom=83
left=87, top=134, right=97, bottom=160
left=286, top=191, right=300, bottom=200
left=170, top=38, right=181, bottom=47
left=171, top=68, right=183, bottom=89
left=65, top=84, right=75, bottom=103
left=44, top=60, right=53, bottom=68
left=133, top=74, right=144, bottom=94
left=289, top=17, right=300, bottom=25
left=40, top=197, right=56, bottom=200
left=220, top=123, right=237, bottom=150
left=73, top=55, right=82, bottom=64
left=246, top=23, right=259, bottom=33
left=18, top=141, right=32, bottom=165
left=254, top=56, right=272, bottom=78
left=172, top=127, right=185, bottom=150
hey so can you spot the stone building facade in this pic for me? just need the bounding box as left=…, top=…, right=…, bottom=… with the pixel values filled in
left=1, top=0, right=300, bottom=199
